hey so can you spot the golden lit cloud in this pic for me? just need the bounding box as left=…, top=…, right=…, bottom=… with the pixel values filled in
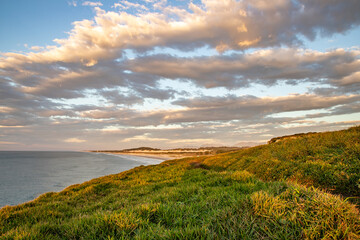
left=0, top=107, right=15, bottom=113
left=64, top=138, right=87, bottom=143
left=0, top=141, right=17, bottom=144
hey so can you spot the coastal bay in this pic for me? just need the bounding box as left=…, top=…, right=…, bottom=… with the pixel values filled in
left=0, top=151, right=162, bottom=208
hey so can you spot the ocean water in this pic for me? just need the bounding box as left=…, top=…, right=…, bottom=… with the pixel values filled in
left=0, top=151, right=163, bottom=208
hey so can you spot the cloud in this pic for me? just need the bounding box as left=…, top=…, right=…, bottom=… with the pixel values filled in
left=0, top=141, right=18, bottom=144
left=64, top=138, right=86, bottom=143
left=127, top=48, right=360, bottom=89
left=165, top=94, right=360, bottom=124
left=1, top=0, right=360, bottom=150
left=82, top=1, right=103, bottom=7
left=30, top=46, right=44, bottom=51
left=1, top=47, right=358, bottom=105
left=71, top=93, right=360, bottom=127
left=68, top=1, right=77, bottom=7
left=113, top=1, right=148, bottom=11
left=336, top=71, right=360, bottom=86
left=1, top=0, right=360, bottom=69
left=0, top=106, right=15, bottom=113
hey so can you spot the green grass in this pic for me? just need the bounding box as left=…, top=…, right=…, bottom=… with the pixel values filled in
left=202, top=126, right=360, bottom=199
left=1, top=126, right=360, bottom=239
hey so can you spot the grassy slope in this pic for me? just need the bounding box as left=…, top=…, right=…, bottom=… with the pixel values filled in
left=1, top=127, right=360, bottom=239
left=203, top=126, right=360, bottom=198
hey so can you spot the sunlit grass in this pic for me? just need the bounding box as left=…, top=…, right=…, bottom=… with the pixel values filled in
left=1, top=126, right=360, bottom=239
left=202, top=126, right=360, bottom=199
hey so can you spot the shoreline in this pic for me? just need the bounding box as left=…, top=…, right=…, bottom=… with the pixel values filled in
left=1, top=151, right=163, bottom=209
left=99, top=152, right=182, bottom=160
left=87, top=147, right=245, bottom=161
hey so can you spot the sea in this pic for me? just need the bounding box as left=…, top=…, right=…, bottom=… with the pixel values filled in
left=0, top=151, right=163, bottom=208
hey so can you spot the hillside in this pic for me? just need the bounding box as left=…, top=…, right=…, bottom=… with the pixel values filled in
left=203, top=126, right=360, bottom=199
left=1, top=126, right=360, bottom=239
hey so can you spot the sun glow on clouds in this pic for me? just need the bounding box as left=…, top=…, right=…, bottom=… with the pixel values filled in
left=1, top=0, right=360, bottom=150
left=64, top=138, right=86, bottom=143
left=0, top=141, right=17, bottom=145
left=0, top=125, right=25, bottom=128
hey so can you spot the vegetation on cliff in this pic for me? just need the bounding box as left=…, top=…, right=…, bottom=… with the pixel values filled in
left=1, top=126, right=359, bottom=239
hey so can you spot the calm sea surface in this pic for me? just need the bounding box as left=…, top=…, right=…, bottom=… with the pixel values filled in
left=0, top=151, right=163, bottom=208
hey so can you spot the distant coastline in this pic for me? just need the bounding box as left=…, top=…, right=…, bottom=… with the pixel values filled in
left=88, top=146, right=245, bottom=160
left=102, top=152, right=177, bottom=160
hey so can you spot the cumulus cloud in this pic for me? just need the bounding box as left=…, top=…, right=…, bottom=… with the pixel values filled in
left=336, top=71, right=360, bottom=86
left=1, top=0, right=360, bottom=69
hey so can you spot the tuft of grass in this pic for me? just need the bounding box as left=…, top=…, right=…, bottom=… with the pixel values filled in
left=251, top=184, right=360, bottom=239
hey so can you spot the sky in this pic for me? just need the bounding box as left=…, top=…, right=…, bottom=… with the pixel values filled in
left=0, top=0, right=360, bottom=151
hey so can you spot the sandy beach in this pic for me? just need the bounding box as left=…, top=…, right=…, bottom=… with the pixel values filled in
left=103, top=152, right=189, bottom=160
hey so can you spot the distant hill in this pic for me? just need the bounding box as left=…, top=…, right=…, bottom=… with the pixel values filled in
left=2, top=126, right=359, bottom=239
left=93, top=147, right=161, bottom=152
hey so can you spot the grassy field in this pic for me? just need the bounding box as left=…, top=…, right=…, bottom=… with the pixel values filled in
left=1, top=126, right=360, bottom=239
